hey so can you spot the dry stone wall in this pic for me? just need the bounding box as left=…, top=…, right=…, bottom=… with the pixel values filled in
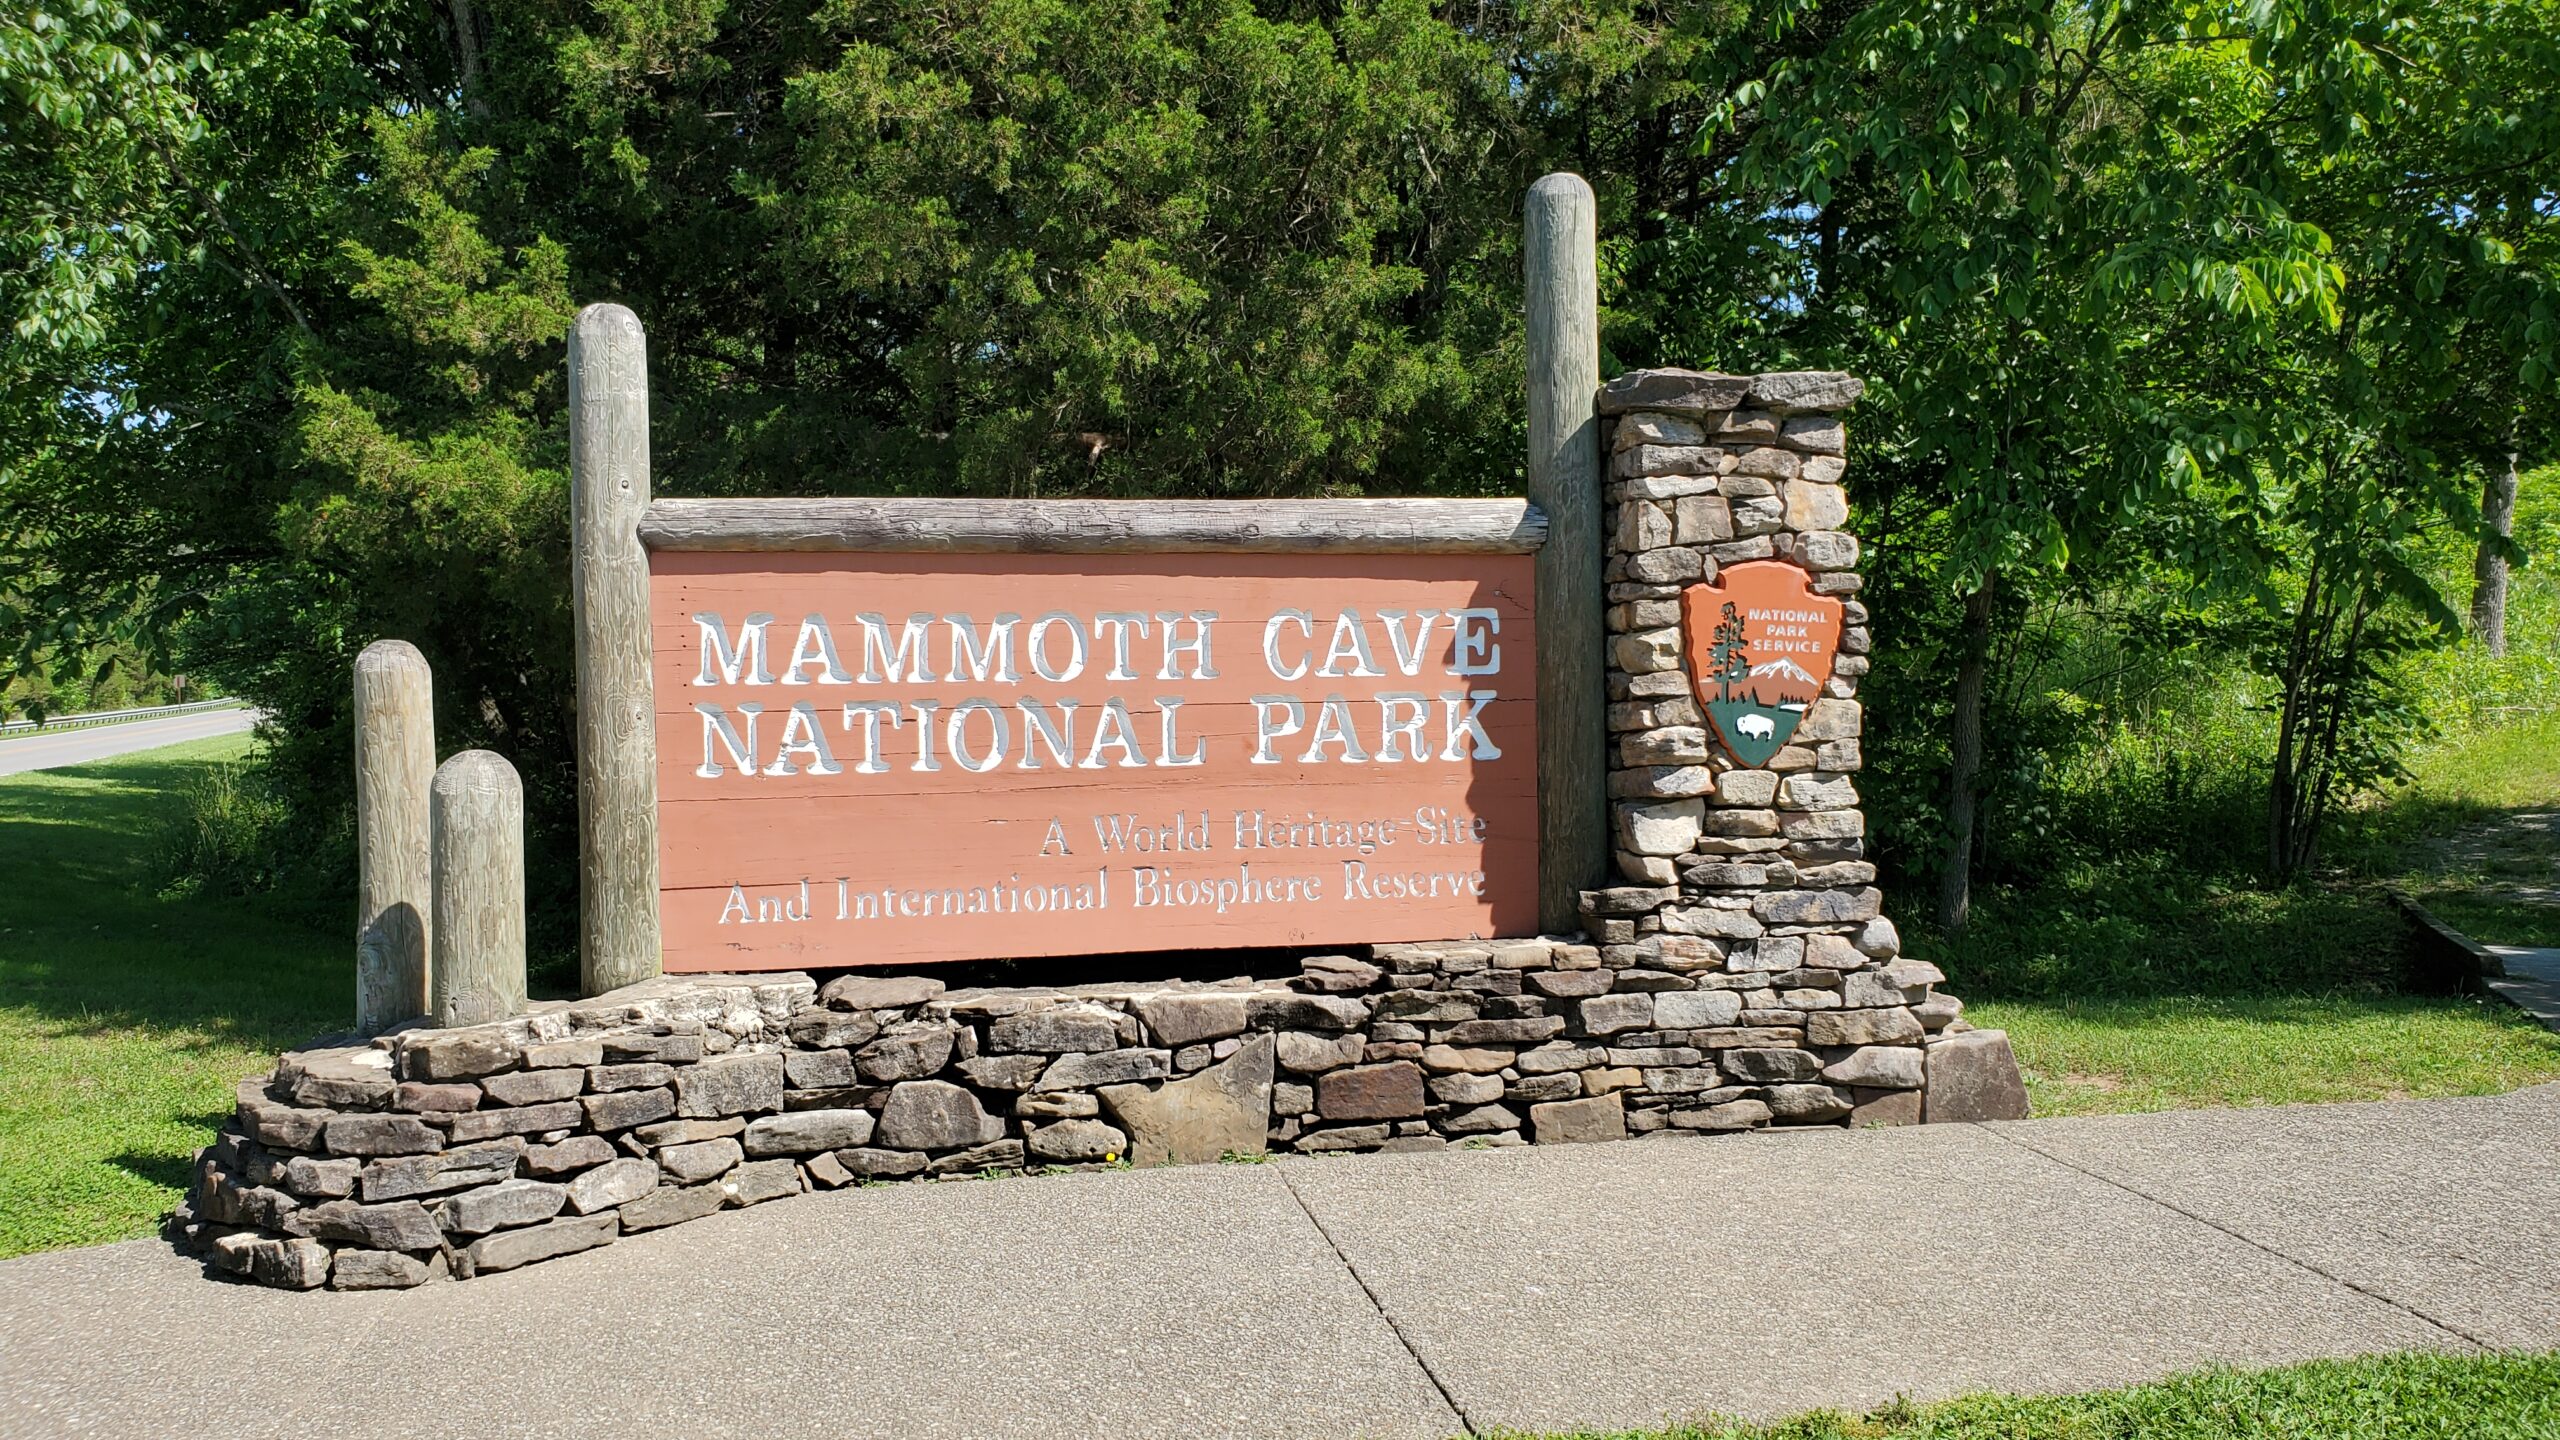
left=176, top=932, right=2003, bottom=1290
left=1584, top=367, right=2018, bottom=1129
left=175, top=366, right=2024, bottom=1291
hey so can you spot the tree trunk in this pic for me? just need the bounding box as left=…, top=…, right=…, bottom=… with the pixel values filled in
left=449, top=0, right=490, bottom=120
left=2268, top=547, right=2336, bottom=880
left=2473, top=452, right=2519, bottom=656
left=1936, top=573, right=1997, bottom=935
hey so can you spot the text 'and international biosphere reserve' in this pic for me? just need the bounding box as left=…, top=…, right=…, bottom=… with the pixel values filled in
left=650, top=551, right=1539, bottom=969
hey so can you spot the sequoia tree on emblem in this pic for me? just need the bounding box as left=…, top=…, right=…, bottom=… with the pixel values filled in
left=1679, top=559, right=1845, bottom=767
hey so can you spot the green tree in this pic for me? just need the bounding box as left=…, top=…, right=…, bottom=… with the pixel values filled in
left=1, top=0, right=205, bottom=704
left=1680, top=2, right=2353, bottom=926
left=0, top=0, right=1546, bottom=950
left=1637, top=0, right=2559, bottom=907
left=2205, top=0, right=2560, bottom=875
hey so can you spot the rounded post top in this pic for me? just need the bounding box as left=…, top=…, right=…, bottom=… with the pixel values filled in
left=433, top=748, right=522, bottom=798
left=1523, top=173, right=1598, bottom=285
left=569, top=302, right=650, bottom=411
left=355, top=638, right=429, bottom=676
left=1527, top=171, right=1595, bottom=208
left=572, top=302, right=645, bottom=342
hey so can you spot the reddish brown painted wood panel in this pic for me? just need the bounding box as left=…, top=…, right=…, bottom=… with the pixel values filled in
left=649, top=551, right=1539, bottom=971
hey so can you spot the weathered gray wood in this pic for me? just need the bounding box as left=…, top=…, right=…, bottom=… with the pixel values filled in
left=430, top=750, right=525, bottom=1028
left=353, top=640, right=434, bottom=1033
left=1524, top=172, right=1607, bottom=934
left=569, top=303, right=663, bottom=996
left=638, top=497, right=1549, bottom=555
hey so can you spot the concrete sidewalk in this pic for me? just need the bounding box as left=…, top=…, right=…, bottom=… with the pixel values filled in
left=5, top=1085, right=2555, bottom=1440
left=2488, top=945, right=2560, bottom=1033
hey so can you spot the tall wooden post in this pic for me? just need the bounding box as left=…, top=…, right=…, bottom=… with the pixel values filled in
left=569, top=303, right=662, bottom=995
left=1524, top=173, right=1606, bottom=932
left=431, top=750, right=527, bottom=1027
left=354, top=640, right=434, bottom=1032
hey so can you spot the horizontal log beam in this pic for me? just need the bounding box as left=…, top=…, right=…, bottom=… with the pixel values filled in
left=637, top=498, right=1548, bottom=555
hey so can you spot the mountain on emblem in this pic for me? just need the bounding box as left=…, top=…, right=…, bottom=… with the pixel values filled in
left=1679, top=560, right=1844, bottom=767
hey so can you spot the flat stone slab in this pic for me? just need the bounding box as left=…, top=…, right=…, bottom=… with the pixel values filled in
left=2484, top=946, right=2560, bottom=1033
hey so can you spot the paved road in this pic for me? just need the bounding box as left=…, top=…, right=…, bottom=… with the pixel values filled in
left=6, top=1083, right=2554, bottom=1439
left=0, top=707, right=259, bottom=776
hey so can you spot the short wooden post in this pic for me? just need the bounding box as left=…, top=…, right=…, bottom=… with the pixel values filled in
left=354, top=640, right=434, bottom=1032
left=1524, top=172, right=1606, bottom=933
left=569, top=303, right=662, bottom=996
left=431, top=750, right=526, bottom=1027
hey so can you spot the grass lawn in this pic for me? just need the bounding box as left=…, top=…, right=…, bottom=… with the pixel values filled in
left=1973, top=993, right=2560, bottom=1117
left=1512, top=1349, right=2560, bottom=1439
left=0, top=734, right=339, bottom=1259
left=1911, top=867, right=2560, bottom=1117
left=2352, top=711, right=2560, bottom=950
left=1914, top=709, right=2560, bottom=1118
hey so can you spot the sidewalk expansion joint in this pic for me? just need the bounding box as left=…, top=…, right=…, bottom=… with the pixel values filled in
left=1971, top=1122, right=2492, bottom=1351
left=1277, top=1165, right=1479, bottom=1437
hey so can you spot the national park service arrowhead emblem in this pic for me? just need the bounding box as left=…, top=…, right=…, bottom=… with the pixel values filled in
left=1681, top=560, right=1843, bottom=767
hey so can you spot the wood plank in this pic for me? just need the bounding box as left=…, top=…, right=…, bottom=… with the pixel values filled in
left=569, top=303, right=664, bottom=995
left=637, top=497, right=1549, bottom=555
left=431, top=750, right=527, bottom=1026
left=1524, top=172, right=1608, bottom=933
left=353, top=639, right=434, bottom=1033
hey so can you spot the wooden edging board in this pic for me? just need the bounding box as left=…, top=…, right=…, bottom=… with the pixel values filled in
left=2387, top=887, right=2508, bottom=985
left=637, top=497, right=1548, bottom=555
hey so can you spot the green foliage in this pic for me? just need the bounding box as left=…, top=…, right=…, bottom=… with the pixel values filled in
left=1951, top=468, right=2560, bottom=902
left=775, top=0, right=1522, bottom=496
left=149, top=755, right=294, bottom=900
left=0, top=0, right=2555, bottom=945
left=1889, top=475, right=2553, bottom=1056
left=2399, top=463, right=2560, bottom=727
left=1, top=632, right=197, bottom=721
left=1638, top=0, right=2560, bottom=888
left=1924, top=854, right=2403, bottom=1000
left=0, top=0, right=202, bottom=357
left=1871, top=463, right=2556, bottom=1119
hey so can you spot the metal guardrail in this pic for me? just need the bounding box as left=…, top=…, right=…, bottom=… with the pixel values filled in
left=0, top=698, right=250, bottom=738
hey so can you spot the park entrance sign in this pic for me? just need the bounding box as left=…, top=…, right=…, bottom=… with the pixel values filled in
left=179, top=174, right=2030, bottom=1296
left=643, top=523, right=1540, bottom=971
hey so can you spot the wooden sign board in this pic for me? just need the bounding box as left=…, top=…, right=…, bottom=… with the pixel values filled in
left=1679, top=560, right=1843, bottom=767
left=648, top=551, right=1538, bottom=971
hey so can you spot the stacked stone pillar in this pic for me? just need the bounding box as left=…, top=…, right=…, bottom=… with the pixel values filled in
left=1582, top=368, right=2011, bottom=1128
